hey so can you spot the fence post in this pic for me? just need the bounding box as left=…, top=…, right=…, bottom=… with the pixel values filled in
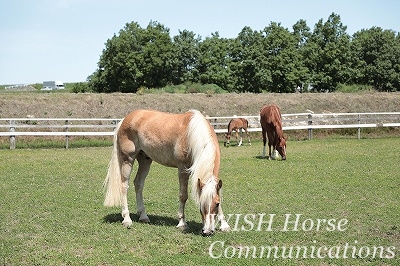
left=357, top=114, right=361, bottom=140
left=65, top=120, right=69, bottom=149
left=9, top=120, right=16, bottom=149
left=308, top=114, right=313, bottom=140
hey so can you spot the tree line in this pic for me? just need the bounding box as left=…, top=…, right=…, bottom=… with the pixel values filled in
left=87, top=13, right=400, bottom=93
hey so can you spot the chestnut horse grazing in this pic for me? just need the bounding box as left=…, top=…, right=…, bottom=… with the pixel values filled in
left=103, top=109, right=230, bottom=236
left=224, top=118, right=251, bottom=147
left=260, top=104, right=287, bottom=160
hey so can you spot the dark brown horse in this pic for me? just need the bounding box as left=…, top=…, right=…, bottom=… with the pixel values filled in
left=260, top=105, right=286, bottom=160
left=224, top=118, right=251, bottom=147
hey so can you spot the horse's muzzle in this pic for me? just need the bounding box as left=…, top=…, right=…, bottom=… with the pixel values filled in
left=202, top=229, right=215, bottom=237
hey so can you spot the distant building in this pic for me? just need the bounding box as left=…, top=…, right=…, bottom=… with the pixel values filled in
left=5, top=84, right=34, bottom=91
left=41, top=81, right=65, bottom=90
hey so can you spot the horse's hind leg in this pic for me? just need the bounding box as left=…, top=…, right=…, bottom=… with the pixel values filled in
left=134, top=151, right=152, bottom=223
left=235, top=129, right=242, bottom=146
left=245, top=128, right=251, bottom=145
left=120, top=156, right=134, bottom=227
left=238, top=129, right=243, bottom=146
left=176, top=168, right=189, bottom=231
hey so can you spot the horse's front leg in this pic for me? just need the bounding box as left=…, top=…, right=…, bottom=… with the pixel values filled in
left=268, top=143, right=273, bottom=160
left=177, top=169, right=189, bottom=231
left=224, top=133, right=230, bottom=147
left=217, top=204, right=231, bottom=232
left=245, top=129, right=251, bottom=146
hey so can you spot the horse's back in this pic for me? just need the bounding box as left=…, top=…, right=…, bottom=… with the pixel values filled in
left=118, top=109, right=193, bottom=167
left=122, top=109, right=191, bottom=132
left=229, top=118, right=248, bottom=130
left=260, top=104, right=282, bottom=126
left=239, top=118, right=248, bottom=127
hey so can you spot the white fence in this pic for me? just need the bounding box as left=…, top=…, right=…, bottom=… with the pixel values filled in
left=209, top=112, right=400, bottom=140
left=1, top=112, right=399, bottom=149
left=0, top=118, right=118, bottom=149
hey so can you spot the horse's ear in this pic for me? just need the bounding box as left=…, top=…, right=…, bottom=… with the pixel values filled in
left=217, top=180, right=222, bottom=190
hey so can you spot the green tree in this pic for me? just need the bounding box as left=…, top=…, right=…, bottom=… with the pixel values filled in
left=197, top=32, right=234, bottom=91
left=230, top=26, right=264, bottom=92
left=88, top=16, right=399, bottom=94
left=351, top=27, right=400, bottom=91
left=261, top=22, right=308, bottom=92
left=304, top=13, right=352, bottom=91
left=292, top=19, right=312, bottom=91
left=140, top=21, right=175, bottom=88
left=88, top=21, right=174, bottom=93
left=292, top=19, right=311, bottom=48
left=172, top=30, right=201, bottom=84
left=89, top=22, right=144, bottom=92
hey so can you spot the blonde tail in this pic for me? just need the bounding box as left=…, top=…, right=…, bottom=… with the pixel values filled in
left=103, top=120, right=123, bottom=207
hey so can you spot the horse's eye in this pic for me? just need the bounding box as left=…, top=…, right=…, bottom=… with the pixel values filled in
left=215, top=203, right=220, bottom=209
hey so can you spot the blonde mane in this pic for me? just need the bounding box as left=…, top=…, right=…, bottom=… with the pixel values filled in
left=186, top=110, right=218, bottom=208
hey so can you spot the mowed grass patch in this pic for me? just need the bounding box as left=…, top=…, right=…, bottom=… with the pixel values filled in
left=0, top=139, right=399, bottom=265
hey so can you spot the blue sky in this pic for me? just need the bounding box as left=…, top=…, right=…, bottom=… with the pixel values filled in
left=1, top=0, right=399, bottom=85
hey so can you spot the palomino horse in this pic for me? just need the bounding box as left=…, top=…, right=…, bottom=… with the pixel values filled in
left=260, top=104, right=287, bottom=160
left=224, top=118, right=251, bottom=147
left=103, top=109, right=230, bottom=236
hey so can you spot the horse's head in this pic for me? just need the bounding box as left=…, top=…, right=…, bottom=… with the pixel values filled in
left=276, top=137, right=287, bottom=160
left=198, top=178, right=222, bottom=236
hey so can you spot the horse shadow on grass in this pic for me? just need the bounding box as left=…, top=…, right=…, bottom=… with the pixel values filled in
left=103, top=213, right=203, bottom=235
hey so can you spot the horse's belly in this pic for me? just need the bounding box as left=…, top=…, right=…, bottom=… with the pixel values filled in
left=142, top=148, right=185, bottom=168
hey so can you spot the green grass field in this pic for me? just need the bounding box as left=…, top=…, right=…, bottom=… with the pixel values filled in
left=0, top=138, right=399, bottom=265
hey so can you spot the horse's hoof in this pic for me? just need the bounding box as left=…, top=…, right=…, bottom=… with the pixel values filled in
left=139, top=217, right=150, bottom=223
left=219, top=221, right=231, bottom=232
left=176, top=224, right=189, bottom=232
left=176, top=219, right=189, bottom=232
left=220, top=225, right=231, bottom=232
left=122, top=220, right=133, bottom=228
left=201, top=229, right=215, bottom=237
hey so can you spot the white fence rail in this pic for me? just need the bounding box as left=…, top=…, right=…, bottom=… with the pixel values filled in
left=1, top=112, right=399, bottom=149
left=0, top=118, right=119, bottom=149
left=209, top=112, right=400, bottom=140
